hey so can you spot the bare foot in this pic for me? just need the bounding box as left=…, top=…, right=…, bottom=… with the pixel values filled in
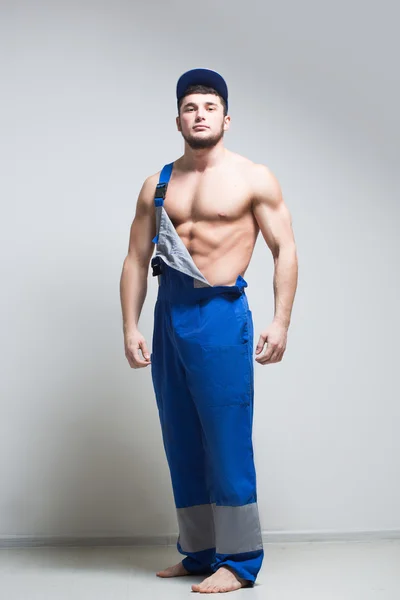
left=191, top=565, right=250, bottom=593
left=156, top=561, right=191, bottom=577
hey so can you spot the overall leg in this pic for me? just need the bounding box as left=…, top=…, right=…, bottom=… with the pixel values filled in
left=179, top=293, right=264, bottom=584
left=151, top=297, right=216, bottom=574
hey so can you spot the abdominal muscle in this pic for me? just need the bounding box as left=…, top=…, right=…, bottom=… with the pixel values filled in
left=175, top=212, right=259, bottom=287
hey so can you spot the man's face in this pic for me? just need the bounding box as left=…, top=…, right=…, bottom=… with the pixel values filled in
left=177, top=93, right=230, bottom=149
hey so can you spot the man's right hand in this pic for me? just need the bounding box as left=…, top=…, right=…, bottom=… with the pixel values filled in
left=124, top=330, right=151, bottom=368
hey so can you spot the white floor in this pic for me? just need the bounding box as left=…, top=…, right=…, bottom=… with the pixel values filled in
left=0, top=540, right=399, bottom=599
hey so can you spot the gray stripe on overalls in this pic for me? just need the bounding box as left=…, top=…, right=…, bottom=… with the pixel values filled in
left=177, top=502, right=263, bottom=554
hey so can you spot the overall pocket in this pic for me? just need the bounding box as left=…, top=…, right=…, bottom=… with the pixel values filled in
left=193, top=342, right=251, bottom=407
left=231, top=293, right=252, bottom=345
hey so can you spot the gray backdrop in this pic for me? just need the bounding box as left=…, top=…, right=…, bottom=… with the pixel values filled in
left=1, top=0, right=399, bottom=542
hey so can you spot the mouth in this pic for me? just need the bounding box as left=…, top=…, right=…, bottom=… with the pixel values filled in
left=193, top=126, right=209, bottom=130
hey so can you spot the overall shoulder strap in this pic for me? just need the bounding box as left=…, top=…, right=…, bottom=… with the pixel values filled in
left=151, top=162, right=174, bottom=244
left=154, top=162, right=174, bottom=207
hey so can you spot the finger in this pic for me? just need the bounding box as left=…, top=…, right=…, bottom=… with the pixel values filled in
left=125, top=351, right=135, bottom=368
left=132, top=346, right=149, bottom=367
left=276, top=348, right=285, bottom=362
left=258, top=345, right=277, bottom=364
left=264, top=346, right=284, bottom=364
left=274, top=347, right=286, bottom=362
left=254, top=343, right=266, bottom=361
left=255, top=352, right=269, bottom=363
left=264, top=351, right=279, bottom=363
left=140, top=341, right=151, bottom=361
left=255, top=335, right=266, bottom=355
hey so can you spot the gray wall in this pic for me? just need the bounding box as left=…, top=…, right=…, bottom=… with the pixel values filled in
left=1, top=0, right=399, bottom=540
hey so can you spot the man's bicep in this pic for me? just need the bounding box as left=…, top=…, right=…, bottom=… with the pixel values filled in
left=126, top=174, right=159, bottom=267
left=252, top=165, right=295, bottom=259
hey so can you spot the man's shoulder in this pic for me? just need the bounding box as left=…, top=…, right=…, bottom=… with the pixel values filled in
left=138, top=169, right=163, bottom=201
left=228, top=152, right=277, bottom=191
left=134, top=171, right=161, bottom=213
left=228, top=151, right=273, bottom=177
left=143, top=158, right=179, bottom=187
left=143, top=170, right=161, bottom=187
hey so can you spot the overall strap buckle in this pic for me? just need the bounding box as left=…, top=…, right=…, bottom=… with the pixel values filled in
left=151, top=256, right=163, bottom=276
left=154, top=182, right=168, bottom=207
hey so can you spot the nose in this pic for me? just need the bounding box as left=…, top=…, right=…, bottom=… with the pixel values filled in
left=195, top=109, right=207, bottom=121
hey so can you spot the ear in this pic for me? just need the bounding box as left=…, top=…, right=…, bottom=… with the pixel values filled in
left=176, top=115, right=181, bottom=131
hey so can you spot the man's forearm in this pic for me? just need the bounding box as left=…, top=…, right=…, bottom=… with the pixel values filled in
left=120, top=257, right=148, bottom=336
left=272, top=246, right=298, bottom=328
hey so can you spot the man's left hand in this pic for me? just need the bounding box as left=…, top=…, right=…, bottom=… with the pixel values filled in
left=255, top=319, right=288, bottom=364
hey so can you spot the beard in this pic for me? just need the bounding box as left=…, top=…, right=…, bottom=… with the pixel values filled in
left=181, top=123, right=225, bottom=149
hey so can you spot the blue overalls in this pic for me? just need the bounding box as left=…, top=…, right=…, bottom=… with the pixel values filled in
left=150, top=162, right=264, bottom=584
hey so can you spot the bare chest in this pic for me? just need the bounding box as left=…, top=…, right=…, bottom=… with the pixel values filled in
left=164, top=171, right=252, bottom=227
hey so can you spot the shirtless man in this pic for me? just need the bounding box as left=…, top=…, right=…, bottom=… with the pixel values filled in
left=120, top=68, right=298, bottom=593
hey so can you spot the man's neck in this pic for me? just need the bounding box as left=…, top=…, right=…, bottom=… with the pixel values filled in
left=180, top=144, right=228, bottom=173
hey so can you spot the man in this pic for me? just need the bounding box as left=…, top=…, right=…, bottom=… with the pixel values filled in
left=120, top=68, right=298, bottom=594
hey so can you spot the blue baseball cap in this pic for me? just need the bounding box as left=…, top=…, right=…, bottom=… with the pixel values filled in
left=176, top=68, right=228, bottom=112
